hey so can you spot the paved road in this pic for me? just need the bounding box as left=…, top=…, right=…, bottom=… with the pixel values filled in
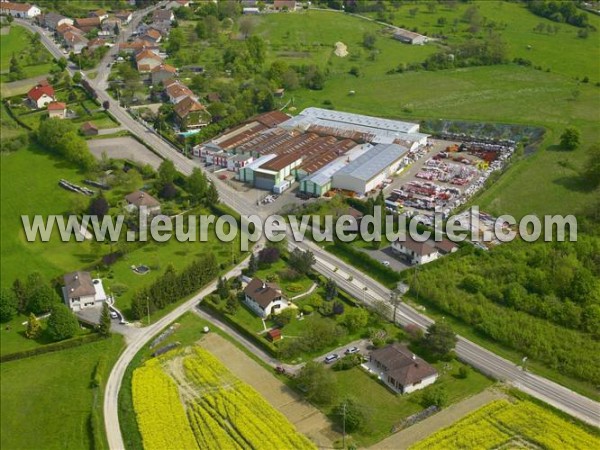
left=20, top=10, right=600, bottom=447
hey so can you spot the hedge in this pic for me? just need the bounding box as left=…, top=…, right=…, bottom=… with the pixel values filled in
left=0, top=333, right=104, bottom=363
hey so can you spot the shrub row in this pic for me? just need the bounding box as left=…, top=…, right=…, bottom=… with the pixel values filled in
left=0, top=333, right=103, bottom=363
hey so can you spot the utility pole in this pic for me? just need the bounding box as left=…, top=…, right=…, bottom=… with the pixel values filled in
left=146, top=296, right=150, bottom=325
left=342, top=401, right=347, bottom=449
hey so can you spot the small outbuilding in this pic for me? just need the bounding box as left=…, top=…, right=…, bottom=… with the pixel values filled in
left=267, top=328, right=282, bottom=342
left=80, top=121, right=99, bottom=136
left=47, top=102, right=67, bottom=119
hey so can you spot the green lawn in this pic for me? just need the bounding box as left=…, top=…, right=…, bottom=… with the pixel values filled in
left=330, top=361, right=494, bottom=447
left=0, top=334, right=124, bottom=450
left=254, top=259, right=314, bottom=297
left=0, top=25, right=54, bottom=82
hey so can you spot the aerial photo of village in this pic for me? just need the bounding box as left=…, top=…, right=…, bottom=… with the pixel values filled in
left=0, top=0, right=599, bottom=449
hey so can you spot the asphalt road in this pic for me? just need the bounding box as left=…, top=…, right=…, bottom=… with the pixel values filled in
left=17, top=10, right=600, bottom=448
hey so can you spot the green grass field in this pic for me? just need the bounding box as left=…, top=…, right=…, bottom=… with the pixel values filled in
left=329, top=359, right=493, bottom=446
left=0, top=334, right=124, bottom=450
left=0, top=25, right=54, bottom=82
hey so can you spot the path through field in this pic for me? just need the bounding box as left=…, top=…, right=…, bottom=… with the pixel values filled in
left=199, top=333, right=341, bottom=448
left=370, top=388, right=506, bottom=450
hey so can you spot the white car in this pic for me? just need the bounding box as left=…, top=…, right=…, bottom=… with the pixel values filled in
left=324, top=354, right=339, bottom=364
left=382, top=261, right=390, bottom=266
left=109, top=311, right=118, bottom=319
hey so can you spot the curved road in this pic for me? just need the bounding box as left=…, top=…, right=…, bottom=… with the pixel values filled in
left=17, top=12, right=600, bottom=448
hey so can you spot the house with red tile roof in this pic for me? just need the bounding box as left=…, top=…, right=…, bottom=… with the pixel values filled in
left=164, top=79, right=195, bottom=104
left=135, top=49, right=163, bottom=73
left=0, top=2, right=41, bottom=18
left=74, top=17, right=100, bottom=33
left=173, top=96, right=211, bottom=130
left=47, top=102, right=67, bottom=119
left=27, top=82, right=55, bottom=108
left=150, top=63, right=177, bottom=85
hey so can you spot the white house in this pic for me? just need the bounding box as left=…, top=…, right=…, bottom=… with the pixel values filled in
left=125, top=190, right=161, bottom=215
left=0, top=2, right=41, bottom=18
left=62, top=271, right=108, bottom=311
left=392, top=236, right=439, bottom=265
left=369, top=343, right=438, bottom=394
left=26, top=81, right=55, bottom=108
left=164, top=79, right=195, bottom=104
left=243, top=278, right=289, bottom=318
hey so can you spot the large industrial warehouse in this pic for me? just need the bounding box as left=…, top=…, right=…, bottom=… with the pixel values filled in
left=331, top=143, right=409, bottom=195
left=194, top=108, right=429, bottom=196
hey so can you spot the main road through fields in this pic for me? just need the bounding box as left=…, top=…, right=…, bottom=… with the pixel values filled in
left=17, top=11, right=599, bottom=448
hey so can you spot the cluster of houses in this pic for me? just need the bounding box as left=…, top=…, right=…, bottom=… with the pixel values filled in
left=119, top=7, right=211, bottom=130
left=242, top=0, right=299, bottom=15
left=35, top=8, right=133, bottom=54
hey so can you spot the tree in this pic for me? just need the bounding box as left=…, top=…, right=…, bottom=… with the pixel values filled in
left=362, top=31, right=377, bottom=50
left=423, top=321, right=457, bottom=357
left=47, top=304, right=79, bottom=341
left=98, top=302, right=111, bottom=337
left=217, top=276, right=229, bottom=299
left=296, top=361, right=338, bottom=405
left=583, top=144, right=600, bottom=188
left=282, top=68, right=299, bottom=90
left=72, top=71, right=82, bottom=83
left=57, top=57, right=68, bottom=71
left=25, top=313, right=42, bottom=339
left=560, top=127, right=580, bottom=151
left=102, top=100, right=110, bottom=110
left=187, top=168, right=207, bottom=205
left=206, top=181, right=219, bottom=204
left=304, top=65, right=325, bottom=90
left=9, top=53, right=24, bottom=81
left=342, top=308, right=369, bottom=332
left=239, top=15, right=256, bottom=38
left=325, top=278, right=337, bottom=301
left=0, top=288, right=18, bottom=322
left=246, top=35, right=266, bottom=70
left=275, top=307, right=295, bottom=326
left=421, top=386, right=448, bottom=408
left=349, top=66, right=360, bottom=77
left=158, top=159, right=177, bottom=187
left=225, top=292, right=239, bottom=314
left=12, top=278, right=27, bottom=312
left=247, top=252, right=259, bottom=276
left=333, top=398, right=367, bottom=432
left=259, top=246, right=280, bottom=264
left=24, top=272, right=60, bottom=315
left=89, top=191, right=109, bottom=217
left=288, top=249, right=315, bottom=274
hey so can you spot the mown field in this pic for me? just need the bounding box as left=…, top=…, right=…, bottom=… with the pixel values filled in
left=0, top=25, right=54, bottom=82
left=132, top=346, right=315, bottom=450
left=0, top=335, right=124, bottom=450
left=410, top=398, right=600, bottom=450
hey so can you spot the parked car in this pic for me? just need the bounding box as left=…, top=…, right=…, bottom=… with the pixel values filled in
left=324, top=354, right=339, bottom=364
left=110, top=311, right=118, bottom=319
left=382, top=260, right=390, bottom=266
left=344, top=347, right=360, bottom=355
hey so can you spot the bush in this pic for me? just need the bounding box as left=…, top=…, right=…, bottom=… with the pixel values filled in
left=420, top=386, right=448, bottom=408
left=301, top=304, right=314, bottom=314
left=458, top=366, right=470, bottom=379
left=332, top=353, right=362, bottom=371
left=47, top=304, right=80, bottom=341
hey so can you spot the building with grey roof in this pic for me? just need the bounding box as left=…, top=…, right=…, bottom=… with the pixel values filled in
left=332, top=143, right=408, bottom=195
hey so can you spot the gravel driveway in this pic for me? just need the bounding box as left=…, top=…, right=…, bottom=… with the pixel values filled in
left=87, top=136, right=163, bottom=169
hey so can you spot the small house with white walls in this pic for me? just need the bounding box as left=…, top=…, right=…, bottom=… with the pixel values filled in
left=62, top=271, right=108, bottom=311
left=243, top=277, right=289, bottom=318
left=369, top=343, right=438, bottom=394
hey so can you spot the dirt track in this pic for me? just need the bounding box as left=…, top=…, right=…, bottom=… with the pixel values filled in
left=199, top=333, right=341, bottom=449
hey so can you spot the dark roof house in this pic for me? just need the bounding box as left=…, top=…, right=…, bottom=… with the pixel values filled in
left=370, top=343, right=438, bottom=394
left=63, top=271, right=96, bottom=299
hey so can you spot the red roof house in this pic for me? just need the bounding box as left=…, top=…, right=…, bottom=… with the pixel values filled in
left=27, top=82, right=56, bottom=108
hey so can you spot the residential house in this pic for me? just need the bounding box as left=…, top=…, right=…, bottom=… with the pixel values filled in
left=164, top=79, right=194, bottom=104
left=273, top=0, right=297, bottom=11
left=150, top=63, right=177, bottom=85
left=118, top=39, right=157, bottom=54
left=115, top=10, right=132, bottom=25
left=141, top=27, right=162, bottom=43
left=125, top=190, right=161, bottom=215
left=63, top=30, right=88, bottom=54
left=148, top=20, right=171, bottom=36
left=62, top=271, right=108, bottom=311
left=74, top=17, right=100, bottom=33
left=391, top=236, right=439, bottom=265
left=174, top=96, right=211, bottom=129
left=171, top=0, right=191, bottom=7
left=369, top=343, right=438, bottom=394
left=0, top=2, right=41, bottom=18
left=135, top=49, right=163, bottom=73
left=101, top=17, right=122, bottom=35
left=89, top=9, right=108, bottom=21
left=87, top=37, right=107, bottom=52
left=434, top=239, right=459, bottom=255
left=47, top=101, right=67, bottom=119
left=27, top=81, right=55, bottom=108
left=152, top=8, right=173, bottom=24
left=243, top=7, right=260, bottom=14
left=43, top=12, right=73, bottom=30
left=393, top=28, right=427, bottom=45
left=80, top=121, right=98, bottom=136
left=243, top=277, right=290, bottom=318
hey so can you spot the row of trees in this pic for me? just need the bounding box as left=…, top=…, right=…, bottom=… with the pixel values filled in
left=411, top=240, right=600, bottom=384
left=1, top=273, right=61, bottom=320
left=526, top=0, right=590, bottom=28
left=130, top=254, right=219, bottom=319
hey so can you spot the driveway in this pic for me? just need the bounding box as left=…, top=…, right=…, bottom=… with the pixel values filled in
left=358, top=245, right=412, bottom=273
